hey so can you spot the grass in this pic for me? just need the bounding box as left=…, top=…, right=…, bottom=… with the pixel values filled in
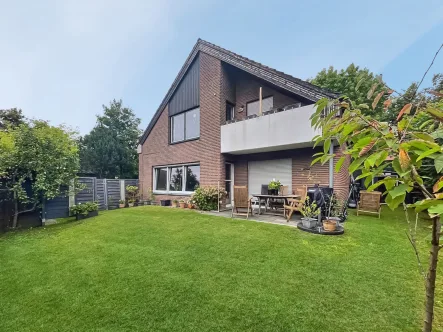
left=0, top=206, right=442, bottom=332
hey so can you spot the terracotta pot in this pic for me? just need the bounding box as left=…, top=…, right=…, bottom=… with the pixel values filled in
left=119, top=204, right=125, bottom=208
left=188, top=204, right=195, bottom=209
left=322, top=219, right=337, bottom=232
left=171, top=202, right=177, bottom=208
left=179, top=202, right=186, bottom=208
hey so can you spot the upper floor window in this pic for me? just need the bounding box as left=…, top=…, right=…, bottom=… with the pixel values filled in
left=247, top=96, right=273, bottom=116
left=226, top=102, right=235, bottom=121
left=170, top=107, right=200, bottom=143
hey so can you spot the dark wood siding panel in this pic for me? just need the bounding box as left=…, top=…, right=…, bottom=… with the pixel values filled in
left=292, top=149, right=329, bottom=191
left=169, top=55, right=200, bottom=116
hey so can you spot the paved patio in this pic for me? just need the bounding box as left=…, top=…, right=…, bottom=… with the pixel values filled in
left=203, top=207, right=302, bottom=228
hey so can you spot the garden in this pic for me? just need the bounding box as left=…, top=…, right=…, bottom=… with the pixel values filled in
left=0, top=205, right=441, bottom=331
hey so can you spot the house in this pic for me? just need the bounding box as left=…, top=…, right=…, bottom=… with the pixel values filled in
left=138, top=39, right=350, bottom=205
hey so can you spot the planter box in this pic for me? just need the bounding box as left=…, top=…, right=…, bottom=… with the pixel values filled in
left=75, top=210, right=98, bottom=221
left=301, top=217, right=317, bottom=229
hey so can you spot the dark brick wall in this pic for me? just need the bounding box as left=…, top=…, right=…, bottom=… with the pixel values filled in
left=139, top=52, right=224, bottom=201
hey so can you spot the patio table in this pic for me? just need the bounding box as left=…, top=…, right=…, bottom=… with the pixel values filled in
left=252, top=194, right=301, bottom=217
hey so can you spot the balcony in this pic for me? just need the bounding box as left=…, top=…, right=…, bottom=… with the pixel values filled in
left=221, top=104, right=321, bottom=154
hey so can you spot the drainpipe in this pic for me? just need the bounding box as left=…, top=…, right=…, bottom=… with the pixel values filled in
left=329, top=144, right=334, bottom=188
left=259, top=87, right=262, bottom=116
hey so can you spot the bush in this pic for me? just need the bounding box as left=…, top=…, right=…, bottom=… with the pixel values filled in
left=69, top=202, right=99, bottom=216
left=191, top=186, right=226, bottom=211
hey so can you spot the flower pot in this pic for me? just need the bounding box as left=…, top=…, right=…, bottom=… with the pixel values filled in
left=76, top=210, right=98, bottom=220
left=171, top=202, right=177, bottom=208
left=301, top=217, right=317, bottom=229
left=189, top=204, right=195, bottom=209
left=268, top=189, right=278, bottom=196
left=119, top=204, right=125, bottom=208
left=128, top=203, right=134, bottom=207
left=322, top=219, right=337, bottom=232
left=179, top=202, right=186, bottom=208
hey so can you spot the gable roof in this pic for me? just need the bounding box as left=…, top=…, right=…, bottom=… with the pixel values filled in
left=139, top=39, right=338, bottom=144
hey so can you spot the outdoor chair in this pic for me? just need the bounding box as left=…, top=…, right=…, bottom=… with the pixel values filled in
left=283, top=186, right=307, bottom=222
left=231, top=186, right=253, bottom=219
left=357, top=191, right=382, bottom=218
left=269, top=185, right=289, bottom=210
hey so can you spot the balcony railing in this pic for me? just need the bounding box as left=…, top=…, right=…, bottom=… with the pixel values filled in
left=221, top=104, right=321, bottom=154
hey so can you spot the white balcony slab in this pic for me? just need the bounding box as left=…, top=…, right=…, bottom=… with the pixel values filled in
left=221, top=104, right=321, bottom=154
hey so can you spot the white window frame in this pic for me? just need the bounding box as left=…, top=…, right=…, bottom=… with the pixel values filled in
left=170, top=107, right=200, bottom=143
left=153, top=163, right=200, bottom=195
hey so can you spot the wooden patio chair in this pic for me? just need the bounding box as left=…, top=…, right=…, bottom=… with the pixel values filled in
left=283, top=186, right=307, bottom=222
left=231, top=186, right=253, bottom=219
left=357, top=191, right=382, bottom=218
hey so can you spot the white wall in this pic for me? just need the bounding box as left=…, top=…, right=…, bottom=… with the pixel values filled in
left=221, top=104, right=321, bottom=154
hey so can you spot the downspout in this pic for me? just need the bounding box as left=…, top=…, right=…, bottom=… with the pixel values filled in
left=329, top=143, right=334, bottom=188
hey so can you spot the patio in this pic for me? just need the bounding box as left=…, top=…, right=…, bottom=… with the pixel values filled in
left=203, top=206, right=302, bottom=228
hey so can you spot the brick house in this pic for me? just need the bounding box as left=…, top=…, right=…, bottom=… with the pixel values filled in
left=138, top=39, right=350, bottom=204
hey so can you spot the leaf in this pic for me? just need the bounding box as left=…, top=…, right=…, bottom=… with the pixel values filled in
left=431, top=129, right=443, bottom=139
left=367, top=181, right=385, bottom=192
left=355, top=77, right=365, bottom=92
left=399, top=149, right=411, bottom=171
left=435, top=154, right=443, bottom=173
left=433, top=176, right=443, bottom=193
left=365, top=152, right=380, bottom=168
left=429, top=90, right=443, bottom=98
left=311, top=156, right=323, bottom=166
left=396, top=103, right=412, bottom=121
left=410, top=199, right=443, bottom=213
left=416, top=147, right=441, bottom=162
left=324, top=139, right=331, bottom=154
left=392, top=158, right=402, bottom=175
left=426, top=107, right=443, bottom=122
left=357, top=104, right=370, bottom=110
left=428, top=204, right=443, bottom=215
left=386, top=192, right=406, bottom=210
left=419, top=119, right=434, bottom=130
left=412, top=132, right=435, bottom=142
left=372, top=91, right=384, bottom=110
left=375, top=150, right=389, bottom=166
left=349, top=157, right=365, bottom=173
left=389, top=184, right=412, bottom=198
left=335, top=156, right=346, bottom=172
left=358, top=139, right=376, bottom=157
left=383, top=99, right=392, bottom=110
left=367, top=83, right=379, bottom=99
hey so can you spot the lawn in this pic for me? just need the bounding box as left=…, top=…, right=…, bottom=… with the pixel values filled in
left=0, top=206, right=442, bottom=332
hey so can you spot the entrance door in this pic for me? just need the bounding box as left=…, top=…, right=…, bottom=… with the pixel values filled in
left=225, top=163, right=234, bottom=206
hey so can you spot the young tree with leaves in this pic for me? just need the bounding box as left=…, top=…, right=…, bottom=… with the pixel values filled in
left=80, top=99, right=141, bottom=178
left=310, top=44, right=443, bottom=330
left=0, top=120, right=80, bottom=228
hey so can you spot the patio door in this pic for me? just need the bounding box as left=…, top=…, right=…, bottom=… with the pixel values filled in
left=248, top=159, right=292, bottom=197
left=225, top=163, right=234, bottom=206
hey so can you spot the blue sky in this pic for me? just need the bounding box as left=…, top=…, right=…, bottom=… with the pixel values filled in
left=1, top=0, right=442, bottom=134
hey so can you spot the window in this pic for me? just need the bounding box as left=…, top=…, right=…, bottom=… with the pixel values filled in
left=155, top=168, right=167, bottom=191
left=246, top=96, right=273, bottom=116
left=153, top=164, right=200, bottom=193
left=226, top=102, right=235, bottom=121
left=170, top=107, right=200, bottom=143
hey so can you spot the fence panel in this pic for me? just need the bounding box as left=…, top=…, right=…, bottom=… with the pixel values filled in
left=106, top=180, right=121, bottom=210
left=75, top=177, right=95, bottom=204
left=95, top=179, right=107, bottom=210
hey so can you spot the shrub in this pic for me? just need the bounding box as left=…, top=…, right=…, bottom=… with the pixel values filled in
left=69, top=202, right=99, bottom=216
left=126, top=185, right=139, bottom=203
left=191, top=186, right=226, bottom=211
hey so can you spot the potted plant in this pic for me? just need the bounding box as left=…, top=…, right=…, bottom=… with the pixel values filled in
left=300, top=197, right=320, bottom=228
left=172, top=199, right=178, bottom=208
left=179, top=199, right=186, bottom=208
left=187, top=199, right=195, bottom=209
left=322, top=194, right=341, bottom=231
left=268, top=179, right=282, bottom=195
left=128, top=199, right=134, bottom=207
left=70, top=202, right=99, bottom=220
left=119, top=200, right=125, bottom=208
left=126, top=185, right=139, bottom=207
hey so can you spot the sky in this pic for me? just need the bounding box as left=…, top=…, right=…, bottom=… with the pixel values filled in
left=1, top=0, right=443, bottom=135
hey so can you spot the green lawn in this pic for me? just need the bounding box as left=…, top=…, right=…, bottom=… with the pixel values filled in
left=0, top=206, right=442, bottom=332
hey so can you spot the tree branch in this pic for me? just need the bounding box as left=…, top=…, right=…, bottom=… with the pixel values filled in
left=16, top=202, right=38, bottom=215
left=413, top=43, right=443, bottom=97
left=403, top=202, right=426, bottom=278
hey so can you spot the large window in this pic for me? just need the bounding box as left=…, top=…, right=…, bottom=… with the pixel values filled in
left=246, top=96, right=273, bottom=116
left=170, top=107, right=200, bottom=143
left=153, top=164, right=200, bottom=193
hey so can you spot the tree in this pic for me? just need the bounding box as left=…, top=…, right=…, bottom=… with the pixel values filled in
left=310, top=54, right=443, bottom=330
left=80, top=100, right=141, bottom=178
left=310, top=64, right=387, bottom=118
left=0, top=120, right=80, bottom=227
left=0, top=108, right=25, bottom=129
